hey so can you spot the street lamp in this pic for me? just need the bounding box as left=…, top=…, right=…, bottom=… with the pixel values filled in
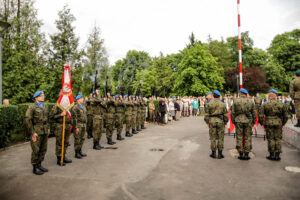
left=0, top=21, right=11, bottom=105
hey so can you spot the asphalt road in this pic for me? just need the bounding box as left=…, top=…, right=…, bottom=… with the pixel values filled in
left=0, top=117, right=299, bottom=200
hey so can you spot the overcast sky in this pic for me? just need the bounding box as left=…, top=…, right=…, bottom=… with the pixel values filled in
left=35, top=0, right=300, bottom=65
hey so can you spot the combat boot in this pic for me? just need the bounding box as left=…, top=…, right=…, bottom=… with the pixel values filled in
left=33, top=164, right=44, bottom=175
left=266, top=152, right=275, bottom=160
left=75, top=150, right=82, bottom=159
left=57, top=156, right=66, bottom=166
left=117, top=134, right=124, bottom=141
left=210, top=151, right=216, bottom=158
left=275, top=152, right=281, bottom=161
left=244, top=152, right=251, bottom=160
left=132, top=129, right=137, bottom=134
left=107, top=138, right=116, bottom=145
left=294, top=119, right=300, bottom=127
left=238, top=152, right=244, bottom=160
left=63, top=155, right=72, bottom=163
left=79, top=149, right=87, bottom=157
left=37, top=162, right=48, bottom=172
left=87, top=131, right=92, bottom=139
left=125, top=131, right=132, bottom=137
left=141, top=125, right=146, bottom=129
left=218, top=150, right=224, bottom=159
left=136, top=126, right=141, bottom=132
left=93, top=141, right=101, bottom=150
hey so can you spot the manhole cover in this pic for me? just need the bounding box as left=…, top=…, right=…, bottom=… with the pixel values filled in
left=150, top=148, right=164, bottom=152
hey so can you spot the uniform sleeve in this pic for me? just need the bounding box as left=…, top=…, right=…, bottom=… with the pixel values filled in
left=223, top=105, right=229, bottom=124
left=46, top=105, right=50, bottom=131
left=25, top=106, right=34, bottom=136
left=204, top=104, right=210, bottom=124
left=282, top=105, right=289, bottom=126
left=251, top=103, right=256, bottom=125
left=290, top=80, right=295, bottom=99
left=71, top=106, right=78, bottom=129
left=258, top=104, right=265, bottom=126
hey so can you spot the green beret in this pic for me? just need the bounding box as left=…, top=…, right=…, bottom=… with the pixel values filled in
left=295, top=70, right=300, bottom=76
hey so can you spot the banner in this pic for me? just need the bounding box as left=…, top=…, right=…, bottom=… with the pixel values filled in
left=57, top=65, right=75, bottom=111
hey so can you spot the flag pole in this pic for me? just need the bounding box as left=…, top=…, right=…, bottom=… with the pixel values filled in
left=61, top=115, right=66, bottom=166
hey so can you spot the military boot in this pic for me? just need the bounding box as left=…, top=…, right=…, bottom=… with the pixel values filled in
left=63, top=155, right=72, bottom=163
left=132, top=129, right=137, bottom=134
left=218, top=150, right=224, bottom=159
left=33, top=165, right=44, bottom=175
left=87, top=131, right=92, bottom=139
left=141, top=125, right=146, bottom=129
left=75, top=150, right=82, bottom=159
left=79, top=149, right=87, bottom=157
left=294, top=119, right=300, bottom=127
left=93, top=141, right=101, bottom=150
left=37, top=162, right=48, bottom=172
left=266, top=152, right=275, bottom=160
left=57, top=156, right=66, bottom=166
left=117, top=134, right=124, bottom=141
left=275, top=152, right=281, bottom=161
left=244, top=152, right=251, bottom=160
left=136, top=126, right=141, bottom=132
left=210, top=151, right=216, bottom=158
left=238, top=152, right=244, bottom=160
left=125, top=131, right=132, bottom=137
left=107, top=138, right=116, bottom=145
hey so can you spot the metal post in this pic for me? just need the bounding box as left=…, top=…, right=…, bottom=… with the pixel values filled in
left=0, top=32, right=2, bottom=105
left=237, top=0, right=243, bottom=88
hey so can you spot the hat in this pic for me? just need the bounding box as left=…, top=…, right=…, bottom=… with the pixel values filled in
left=124, top=94, right=128, bottom=98
left=76, top=94, right=83, bottom=100
left=172, top=96, right=176, bottom=98
left=33, top=90, right=44, bottom=98
left=295, top=70, right=300, bottom=76
left=213, top=90, right=221, bottom=96
left=239, top=88, right=248, bottom=94
left=115, top=94, right=120, bottom=98
left=268, top=89, right=278, bottom=95
left=206, top=92, right=212, bottom=96
left=132, top=95, right=136, bottom=98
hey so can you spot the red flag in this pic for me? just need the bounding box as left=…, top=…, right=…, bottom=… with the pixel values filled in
left=57, top=65, right=75, bottom=111
left=228, top=109, right=235, bottom=133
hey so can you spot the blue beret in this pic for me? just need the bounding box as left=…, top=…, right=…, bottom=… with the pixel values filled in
left=206, top=92, right=212, bottom=96
left=213, top=90, right=221, bottom=96
left=268, top=89, right=278, bottom=95
left=115, top=94, right=120, bottom=98
left=132, top=95, right=136, bottom=98
left=172, top=96, right=176, bottom=98
left=239, top=88, right=248, bottom=94
left=92, top=91, right=96, bottom=94
left=33, top=90, right=44, bottom=98
left=124, top=94, right=128, bottom=98
left=76, top=94, right=83, bottom=100
left=295, top=71, right=300, bottom=76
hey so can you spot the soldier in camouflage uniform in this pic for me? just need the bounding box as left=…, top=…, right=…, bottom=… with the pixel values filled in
left=50, top=103, right=72, bottom=166
left=131, top=95, right=138, bottom=134
left=204, top=90, right=228, bottom=159
left=90, top=90, right=106, bottom=150
left=25, top=91, right=50, bottom=175
left=141, top=98, right=147, bottom=129
left=105, top=93, right=117, bottom=145
left=124, top=95, right=133, bottom=137
left=289, top=70, right=300, bottom=127
left=135, top=96, right=141, bottom=132
left=71, top=94, right=87, bottom=159
left=259, top=89, right=288, bottom=161
left=230, top=88, right=256, bottom=160
left=115, top=94, right=125, bottom=141
left=86, top=93, right=94, bottom=139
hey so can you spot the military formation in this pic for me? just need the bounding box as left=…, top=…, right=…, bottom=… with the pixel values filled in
left=25, top=90, right=148, bottom=175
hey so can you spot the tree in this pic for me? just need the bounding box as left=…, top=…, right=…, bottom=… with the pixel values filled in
left=264, top=59, right=288, bottom=92
left=1, top=0, right=49, bottom=104
left=173, top=43, right=225, bottom=96
left=47, top=5, right=84, bottom=102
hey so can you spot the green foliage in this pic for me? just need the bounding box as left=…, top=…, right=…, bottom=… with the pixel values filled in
left=264, top=59, right=289, bottom=91
left=173, top=43, right=225, bottom=96
left=0, top=105, right=19, bottom=147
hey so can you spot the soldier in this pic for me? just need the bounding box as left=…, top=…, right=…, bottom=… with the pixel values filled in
left=131, top=95, right=138, bottom=134
left=204, top=90, right=228, bottom=159
left=230, top=88, right=256, bottom=160
left=25, top=91, right=50, bottom=175
left=259, top=89, right=288, bottom=161
left=124, top=95, right=133, bottom=137
left=90, top=90, right=106, bottom=150
left=115, top=94, right=125, bottom=141
left=50, top=100, right=72, bottom=166
left=105, top=93, right=117, bottom=145
left=86, top=92, right=94, bottom=139
left=72, top=94, right=87, bottom=159
left=141, top=97, right=147, bottom=129
left=136, top=96, right=142, bottom=132
left=289, top=70, right=300, bottom=127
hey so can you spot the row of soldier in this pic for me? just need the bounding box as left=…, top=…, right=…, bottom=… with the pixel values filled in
left=25, top=90, right=148, bottom=175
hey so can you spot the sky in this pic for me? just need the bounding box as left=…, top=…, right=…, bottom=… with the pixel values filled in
left=34, top=0, right=300, bottom=65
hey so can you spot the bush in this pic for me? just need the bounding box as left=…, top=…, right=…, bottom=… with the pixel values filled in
left=0, top=105, right=19, bottom=148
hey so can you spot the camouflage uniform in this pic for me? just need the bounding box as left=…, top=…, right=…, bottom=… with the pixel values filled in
left=71, top=103, right=87, bottom=157
left=204, top=98, right=228, bottom=158
left=105, top=97, right=116, bottom=144
left=132, top=99, right=138, bottom=134
left=115, top=99, right=125, bottom=140
left=25, top=103, right=50, bottom=172
left=86, top=98, right=94, bottom=139
left=50, top=105, right=72, bottom=162
left=141, top=100, right=147, bottom=129
left=124, top=100, right=134, bottom=136
left=136, top=99, right=141, bottom=131
left=90, top=96, right=106, bottom=149
left=259, top=98, right=288, bottom=160
left=230, top=96, right=256, bottom=159
left=289, top=77, right=300, bottom=125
